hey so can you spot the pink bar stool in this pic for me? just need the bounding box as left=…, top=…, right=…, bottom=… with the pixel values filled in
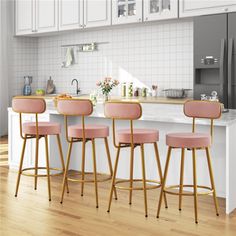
left=105, top=101, right=167, bottom=217
left=57, top=99, right=117, bottom=208
left=156, top=100, right=221, bottom=223
left=12, top=97, right=68, bottom=201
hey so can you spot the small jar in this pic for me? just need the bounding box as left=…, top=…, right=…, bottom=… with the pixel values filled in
left=121, top=83, right=126, bottom=97
left=134, top=87, right=139, bottom=97
left=141, top=88, right=147, bottom=97
left=128, top=82, right=133, bottom=97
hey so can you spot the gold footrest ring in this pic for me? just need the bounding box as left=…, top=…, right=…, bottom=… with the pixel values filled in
left=67, top=172, right=112, bottom=183
left=164, top=184, right=213, bottom=196
left=114, top=179, right=161, bottom=191
left=21, top=167, right=63, bottom=177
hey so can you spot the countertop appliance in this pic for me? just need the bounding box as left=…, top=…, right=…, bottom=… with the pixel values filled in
left=194, top=13, right=236, bottom=108
left=23, top=76, right=32, bottom=96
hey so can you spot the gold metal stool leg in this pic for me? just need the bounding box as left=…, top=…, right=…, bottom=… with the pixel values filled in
left=56, top=134, right=69, bottom=194
left=140, top=144, right=148, bottom=217
left=60, top=140, right=73, bottom=204
left=154, top=142, right=168, bottom=208
left=44, top=136, right=51, bottom=201
left=15, top=138, right=27, bottom=197
left=81, top=140, right=86, bottom=196
left=206, top=147, right=219, bottom=216
left=34, top=136, right=39, bottom=190
left=104, top=137, right=118, bottom=200
left=107, top=144, right=121, bottom=213
left=129, top=145, right=135, bottom=205
left=157, top=147, right=172, bottom=218
left=179, top=148, right=185, bottom=211
left=92, top=139, right=99, bottom=208
left=192, top=148, right=198, bottom=224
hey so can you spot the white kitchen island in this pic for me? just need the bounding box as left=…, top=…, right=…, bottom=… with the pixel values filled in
left=8, top=99, right=236, bottom=215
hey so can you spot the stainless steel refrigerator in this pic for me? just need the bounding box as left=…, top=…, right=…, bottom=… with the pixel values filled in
left=194, top=13, right=236, bottom=109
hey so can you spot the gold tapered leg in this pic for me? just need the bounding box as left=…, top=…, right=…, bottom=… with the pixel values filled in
left=154, top=142, right=168, bottom=208
left=44, top=136, right=51, bottom=201
left=15, top=138, right=27, bottom=197
left=104, top=138, right=118, bottom=200
left=34, top=136, right=39, bottom=190
left=140, top=144, right=148, bottom=217
left=107, top=144, right=121, bottom=213
left=92, top=139, right=99, bottom=208
left=60, top=141, right=73, bottom=204
left=129, top=145, right=134, bottom=205
left=81, top=140, right=86, bottom=197
left=56, top=134, right=69, bottom=194
left=206, top=147, right=219, bottom=216
left=179, top=148, right=185, bottom=211
left=192, top=148, right=198, bottom=224
left=157, top=147, right=172, bottom=218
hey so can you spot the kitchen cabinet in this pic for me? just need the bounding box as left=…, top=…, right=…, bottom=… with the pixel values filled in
left=59, top=0, right=82, bottom=30
left=112, top=0, right=142, bottom=25
left=179, top=0, right=236, bottom=18
left=15, top=0, right=58, bottom=35
left=84, top=0, right=111, bottom=28
left=143, top=0, right=178, bottom=22
left=15, top=0, right=35, bottom=35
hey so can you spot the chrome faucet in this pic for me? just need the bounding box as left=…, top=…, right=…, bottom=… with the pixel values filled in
left=71, top=79, right=81, bottom=95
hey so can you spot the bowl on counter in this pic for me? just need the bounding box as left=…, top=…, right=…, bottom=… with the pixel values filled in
left=163, top=89, right=192, bottom=99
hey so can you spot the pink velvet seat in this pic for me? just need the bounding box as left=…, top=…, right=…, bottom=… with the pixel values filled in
left=166, top=133, right=211, bottom=148
left=23, top=122, right=61, bottom=135
left=117, top=129, right=159, bottom=144
left=68, top=124, right=109, bottom=139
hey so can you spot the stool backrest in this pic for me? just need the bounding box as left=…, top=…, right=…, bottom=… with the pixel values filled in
left=104, top=101, right=142, bottom=148
left=104, top=102, right=142, bottom=120
left=12, top=97, right=46, bottom=139
left=12, top=98, right=46, bottom=114
left=184, top=100, right=221, bottom=141
left=57, top=99, right=93, bottom=116
left=57, top=99, right=93, bottom=142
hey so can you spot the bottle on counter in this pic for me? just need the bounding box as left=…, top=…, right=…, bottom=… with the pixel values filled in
left=134, top=87, right=139, bottom=97
left=128, top=82, right=133, bottom=97
left=121, top=82, right=126, bottom=97
left=141, top=87, right=147, bottom=97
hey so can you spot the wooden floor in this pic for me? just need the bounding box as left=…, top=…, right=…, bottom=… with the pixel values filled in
left=0, top=137, right=236, bottom=236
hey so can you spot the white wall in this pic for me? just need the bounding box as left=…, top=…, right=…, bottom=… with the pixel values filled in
left=10, top=20, right=193, bottom=97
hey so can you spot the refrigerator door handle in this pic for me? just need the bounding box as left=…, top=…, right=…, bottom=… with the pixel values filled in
left=220, top=38, right=226, bottom=104
left=228, top=38, right=234, bottom=108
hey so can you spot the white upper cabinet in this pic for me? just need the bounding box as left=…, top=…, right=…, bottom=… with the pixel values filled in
left=144, top=0, right=178, bottom=22
left=179, top=0, right=236, bottom=18
left=84, top=0, right=111, bottom=28
left=36, top=0, right=58, bottom=33
left=112, top=0, right=143, bottom=25
left=15, top=0, right=35, bottom=35
left=59, top=0, right=82, bottom=30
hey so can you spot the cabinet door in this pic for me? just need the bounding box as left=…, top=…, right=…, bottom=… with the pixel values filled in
left=112, top=0, right=142, bottom=25
left=36, top=0, right=58, bottom=33
left=15, top=0, right=36, bottom=35
left=84, top=0, right=111, bottom=28
left=144, top=0, right=178, bottom=22
left=59, top=0, right=82, bottom=30
left=180, top=0, right=236, bottom=18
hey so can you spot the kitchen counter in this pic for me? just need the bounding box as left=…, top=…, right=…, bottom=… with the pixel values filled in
left=8, top=101, right=236, bottom=215
left=15, top=94, right=191, bottom=105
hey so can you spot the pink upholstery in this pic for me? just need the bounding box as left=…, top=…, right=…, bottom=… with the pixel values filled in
left=117, top=129, right=159, bottom=144
left=68, top=124, right=109, bottom=139
left=12, top=98, right=46, bottom=114
left=166, top=133, right=211, bottom=148
left=184, top=100, right=221, bottom=119
left=23, top=122, right=61, bottom=135
left=57, top=99, right=93, bottom=116
left=104, top=102, right=142, bottom=120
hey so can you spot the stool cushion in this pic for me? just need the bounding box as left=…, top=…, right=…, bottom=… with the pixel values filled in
left=23, top=122, right=61, bottom=135
left=68, top=124, right=109, bottom=139
left=166, top=133, right=211, bottom=148
left=117, top=129, right=159, bottom=144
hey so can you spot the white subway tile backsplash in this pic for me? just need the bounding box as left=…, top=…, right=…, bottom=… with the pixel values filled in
left=10, top=20, right=193, bottom=97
